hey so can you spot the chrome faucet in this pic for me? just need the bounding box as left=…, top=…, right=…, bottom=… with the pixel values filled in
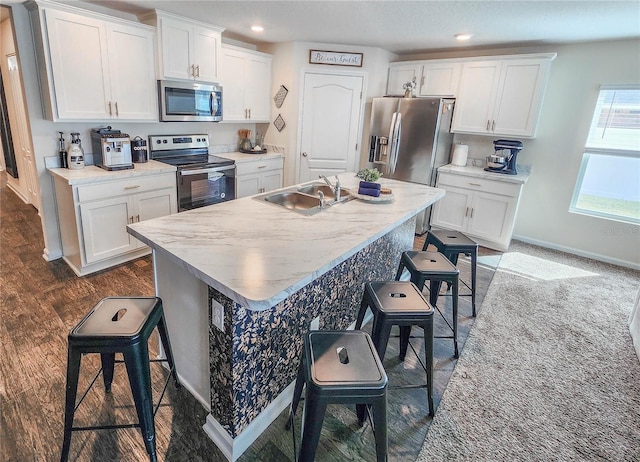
left=319, top=175, right=341, bottom=202
left=317, top=191, right=325, bottom=209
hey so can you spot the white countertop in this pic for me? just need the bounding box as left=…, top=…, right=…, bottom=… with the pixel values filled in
left=439, top=164, right=530, bottom=184
left=217, top=151, right=284, bottom=163
left=128, top=173, right=445, bottom=311
left=48, top=160, right=176, bottom=185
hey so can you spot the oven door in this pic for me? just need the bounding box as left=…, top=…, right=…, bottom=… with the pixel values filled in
left=178, top=165, right=235, bottom=211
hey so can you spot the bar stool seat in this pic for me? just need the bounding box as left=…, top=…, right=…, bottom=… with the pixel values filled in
left=355, top=281, right=435, bottom=416
left=424, top=230, right=479, bottom=316
left=61, top=297, right=179, bottom=462
left=396, top=251, right=460, bottom=358
left=286, top=330, right=388, bottom=462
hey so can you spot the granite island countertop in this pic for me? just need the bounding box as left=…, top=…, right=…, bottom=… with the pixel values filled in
left=127, top=173, right=445, bottom=311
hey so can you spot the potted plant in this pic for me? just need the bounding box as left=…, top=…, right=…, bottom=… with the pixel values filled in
left=403, top=77, right=417, bottom=98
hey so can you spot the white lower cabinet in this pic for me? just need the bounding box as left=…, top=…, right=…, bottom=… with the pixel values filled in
left=53, top=172, right=177, bottom=275
left=236, top=157, right=284, bottom=198
left=431, top=170, right=525, bottom=251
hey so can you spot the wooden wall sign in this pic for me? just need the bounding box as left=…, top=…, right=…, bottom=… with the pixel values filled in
left=309, top=50, right=363, bottom=67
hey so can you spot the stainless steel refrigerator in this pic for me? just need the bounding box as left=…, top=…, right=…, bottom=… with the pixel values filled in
left=368, top=97, right=455, bottom=234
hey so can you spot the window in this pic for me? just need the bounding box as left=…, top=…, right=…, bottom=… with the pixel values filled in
left=570, top=86, right=640, bottom=224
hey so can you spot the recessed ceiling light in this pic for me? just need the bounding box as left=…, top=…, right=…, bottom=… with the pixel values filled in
left=455, top=33, right=473, bottom=41
left=251, top=25, right=264, bottom=33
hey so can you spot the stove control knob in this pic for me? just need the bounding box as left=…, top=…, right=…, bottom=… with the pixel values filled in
left=156, top=140, right=162, bottom=144
left=163, top=139, right=168, bottom=143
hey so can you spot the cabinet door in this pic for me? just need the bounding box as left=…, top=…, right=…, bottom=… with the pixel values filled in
left=44, top=9, right=111, bottom=120
left=430, top=186, right=471, bottom=232
left=159, top=17, right=193, bottom=80
left=492, top=59, right=550, bottom=138
left=80, top=197, right=136, bottom=264
left=245, top=54, right=272, bottom=121
left=451, top=60, right=501, bottom=134
left=192, top=26, right=219, bottom=82
left=467, top=191, right=515, bottom=243
left=386, top=64, right=421, bottom=96
left=218, top=49, right=247, bottom=121
left=107, top=24, right=157, bottom=120
left=133, top=188, right=176, bottom=248
left=261, top=170, right=283, bottom=194
left=419, top=62, right=461, bottom=96
left=237, top=173, right=261, bottom=198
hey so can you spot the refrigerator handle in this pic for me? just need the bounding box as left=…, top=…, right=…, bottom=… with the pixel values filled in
left=387, top=112, right=398, bottom=174
left=391, top=112, right=402, bottom=174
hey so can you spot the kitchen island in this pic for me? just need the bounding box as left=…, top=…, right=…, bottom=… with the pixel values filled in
left=127, top=173, right=444, bottom=461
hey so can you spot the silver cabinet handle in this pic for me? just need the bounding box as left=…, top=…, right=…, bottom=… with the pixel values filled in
left=248, top=109, right=251, bottom=119
left=258, top=165, right=266, bottom=169
left=196, top=65, right=200, bottom=78
left=470, top=208, right=474, bottom=218
left=469, top=182, right=482, bottom=187
left=191, top=64, right=195, bottom=77
left=108, top=101, right=112, bottom=116
left=115, top=102, right=119, bottom=117
left=491, top=120, right=495, bottom=131
left=136, top=214, right=140, bottom=222
left=124, top=185, right=141, bottom=190
left=486, top=120, right=490, bottom=131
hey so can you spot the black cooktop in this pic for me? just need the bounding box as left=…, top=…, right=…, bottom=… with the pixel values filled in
left=148, top=134, right=235, bottom=169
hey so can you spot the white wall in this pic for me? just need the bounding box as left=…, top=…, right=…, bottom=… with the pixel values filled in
left=262, top=41, right=394, bottom=186
left=406, top=39, right=640, bottom=268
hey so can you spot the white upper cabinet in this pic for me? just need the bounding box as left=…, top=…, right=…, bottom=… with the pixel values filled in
left=386, top=63, right=421, bottom=96
left=142, top=11, right=224, bottom=82
left=419, top=62, right=461, bottom=97
left=387, top=60, right=461, bottom=97
left=451, top=55, right=554, bottom=138
left=31, top=4, right=156, bottom=122
left=218, top=45, right=272, bottom=122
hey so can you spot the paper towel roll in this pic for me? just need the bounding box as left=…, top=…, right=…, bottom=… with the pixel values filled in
left=451, top=144, right=469, bottom=166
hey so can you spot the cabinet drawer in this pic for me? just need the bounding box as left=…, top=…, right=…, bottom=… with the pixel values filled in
left=437, top=172, right=519, bottom=197
left=77, top=173, right=176, bottom=203
left=235, top=157, right=283, bottom=176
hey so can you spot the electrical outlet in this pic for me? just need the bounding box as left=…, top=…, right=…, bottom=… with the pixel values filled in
left=211, top=299, right=224, bottom=331
left=310, top=316, right=320, bottom=330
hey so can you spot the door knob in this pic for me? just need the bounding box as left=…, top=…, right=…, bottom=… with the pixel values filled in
left=302, top=152, right=308, bottom=157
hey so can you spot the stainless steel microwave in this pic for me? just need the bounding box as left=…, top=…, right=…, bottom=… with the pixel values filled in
left=158, top=80, right=222, bottom=122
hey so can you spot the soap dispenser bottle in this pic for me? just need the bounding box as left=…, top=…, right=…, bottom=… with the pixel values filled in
left=57, top=131, right=68, bottom=168
left=67, top=132, right=85, bottom=170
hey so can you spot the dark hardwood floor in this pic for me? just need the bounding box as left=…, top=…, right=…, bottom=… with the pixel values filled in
left=0, top=173, right=500, bottom=461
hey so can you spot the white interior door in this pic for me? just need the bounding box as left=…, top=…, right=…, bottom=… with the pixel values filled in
left=298, top=72, right=363, bottom=183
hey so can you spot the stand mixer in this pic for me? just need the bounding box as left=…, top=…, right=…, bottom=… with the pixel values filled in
left=485, top=139, right=523, bottom=175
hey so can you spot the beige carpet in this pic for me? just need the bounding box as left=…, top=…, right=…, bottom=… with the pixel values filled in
left=417, top=241, right=640, bottom=461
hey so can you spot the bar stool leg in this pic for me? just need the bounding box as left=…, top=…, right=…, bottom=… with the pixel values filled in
left=371, top=320, right=392, bottom=364
left=298, top=395, right=327, bottom=462
left=60, top=348, right=82, bottom=462
left=470, top=250, right=477, bottom=317
left=398, top=326, right=412, bottom=361
left=156, top=314, right=180, bottom=387
left=355, top=291, right=370, bottom=330
left=100, top=353, right=116, bottom=393
left=452, top=278, right=459, bottom=359
left=421, top=318, right=435, bottom=416
left=123, top=344, right=157, bottom=462
left=371, top=397, right=388, bottom=462
left=286, top=359, right=306, bottom=431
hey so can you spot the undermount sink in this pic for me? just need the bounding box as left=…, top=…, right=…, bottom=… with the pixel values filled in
left=254, top=182, right=352, bottom=215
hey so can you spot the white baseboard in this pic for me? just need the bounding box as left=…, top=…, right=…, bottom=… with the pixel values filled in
left=202, top=380, right=296, bottom=461
left=512, top=235, right=640, bottom=270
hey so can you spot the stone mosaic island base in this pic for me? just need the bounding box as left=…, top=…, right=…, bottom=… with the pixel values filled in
left=128, top=173, right=445, bottom=461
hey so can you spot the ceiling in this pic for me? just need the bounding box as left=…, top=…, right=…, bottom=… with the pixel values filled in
left=47, top=1, right=640, bottom=55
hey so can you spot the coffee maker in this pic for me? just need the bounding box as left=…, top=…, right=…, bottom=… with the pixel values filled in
left=91, top=126, right=133, bottom=171
left=485, top=139, right=523, bottom=175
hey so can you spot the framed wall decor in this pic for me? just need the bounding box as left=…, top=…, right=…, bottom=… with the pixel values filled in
left=309, top=50, right=363, bottom=67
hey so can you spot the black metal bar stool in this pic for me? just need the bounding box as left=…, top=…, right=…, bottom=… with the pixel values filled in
left=355, top=281, right=435, bottom=417
left=286, top=330, right=388, bottom=462
left=396, top=251, right=460, bottom=358
left=61, top=297, right=179, bottom=462
left=424, top=229, right=479, bottom=316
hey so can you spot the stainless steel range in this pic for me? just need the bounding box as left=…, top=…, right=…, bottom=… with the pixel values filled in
left=149, top=134, right=235, bottom=212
